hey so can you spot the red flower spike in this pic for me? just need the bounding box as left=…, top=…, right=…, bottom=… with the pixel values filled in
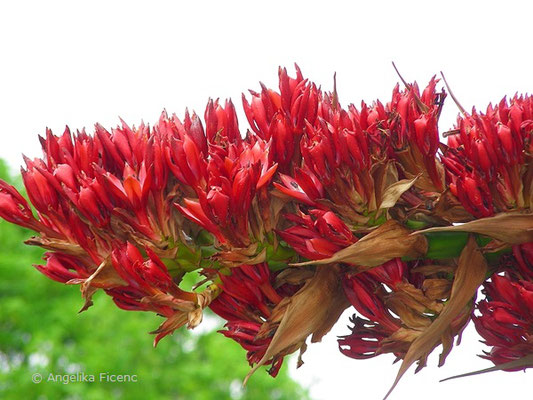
left=4, top=65, right=533, bottom=387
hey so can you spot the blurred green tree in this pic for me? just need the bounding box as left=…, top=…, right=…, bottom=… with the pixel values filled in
left=0, top=160, right=310, bottom=400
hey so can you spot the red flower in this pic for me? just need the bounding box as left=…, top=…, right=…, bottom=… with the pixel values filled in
left=175, top=129, right=277, bottom=246
left=443, top=95, right=533, bottom=216
left=339, top=259, right=469, bottom=363
left=388, top=78, right=446, bottom=190
left=474, top=273, right=533, bottom=370
left=243, top=65, right=319, bottom=171
left=210, top=263, right=292, bottom=376
left=34, top=252, right=90, bottom=284
left=277, top=209, right=355, bottom=260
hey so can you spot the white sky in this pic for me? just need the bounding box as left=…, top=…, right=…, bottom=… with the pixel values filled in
left=0, top=1, right=531, bottom=399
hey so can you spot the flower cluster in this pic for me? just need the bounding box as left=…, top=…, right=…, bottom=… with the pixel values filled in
left=474, top=243, right=533, bottom=369
left=209, top=262, right=304, bottom=376
left=442, top=96, right=533, bottom=217
left=1, top=65, right=533, bottom=395
left=339, top=258, right=470, bottom=368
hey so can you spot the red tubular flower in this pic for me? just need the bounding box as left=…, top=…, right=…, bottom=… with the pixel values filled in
left=209, top=263, right=291, bottom=376
left=273, top=167, right=324, bottom=207
left=313, top=90, right=373, bottom=175
left=110, top=242, right=207, bottom=345
left=514, top=242, right=533, bottom=281
left=275, top=93, right=379, bottom=222
left=365, top=258, right=407, bottom=290
left=443, top=94, right=533, bottom=215
left=242, top=65, right=319, bottom=171
left=338, top=315, right=392, bottom=359
left=105, top=286, right=152, bottom=312
left=164, top=126, right=208, bottom=190
left=21, top=161, right=60, bottom=214
left=216, top=263, right=280, bottom=317
left=279, top=65, right=319, bottom=131
left=277, top=209, right=356, bottom=260
left=219, top=320, right=284, bottom=376
left=400, top=78, right=442, bottom=156
left=339, top=259, right=468, bottom=363
left=176, top=132, right=277, bottom=246
left=0, top=179, right=56, bottom=234
left=34, top=252, right=91, bottom=284
left=339, top=268, right=402, bottom=360
left=452, top=172, right=494, bottom=218
left=342, top=270, right=401, bottom=333
left=110, top=242, right=194, bottom=301
left=388, top=78, right=446, bottom=191
left=204, top=98, right=241, bottom=146
left=474, top=273, right=533, bottom=370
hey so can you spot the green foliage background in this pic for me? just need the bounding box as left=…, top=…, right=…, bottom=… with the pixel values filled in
left=0, top=161, right=310, bottom=400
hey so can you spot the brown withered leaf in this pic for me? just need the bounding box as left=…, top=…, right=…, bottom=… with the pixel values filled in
left=410, top=263, right=457, bottom=276
left=384, top=281, right=447, bottom=331
left=379, top=175, right=419, bottom=210
left=249, top=198, right=265, bottom=243
left=215, top=245, right=266, bottom=267
left=394, top=282, right=444, bottom=313
left=440, top=354, right=533, bottom=382
left=316, top=198, right=370, bottom=225
left=414, top=212, right=533, bottom=244
left=438, top=307, right=471, bottom=367
left=421, top=279, right=452, bottom=301
left=523, top=160, right=533, bottom=209
left=372, top=161, right=399, bottom=211
left=150, top=311, right=189, bottom=347
left=270, top=195, right=289, bottom=231
left=433, top=189, right=473, bottom=223
left=383, top=235, right=488, bottom=399
left=480, top=239, right=510, bottom=253
left=291, top=220, right=428, bottom=269
left=243, top=265, right=349, bottom=385
left=274, top=267, right=315, bottom=288
left=67, top=260, right=126, bottom=313
left=255, top=297, right=291, bottom=340
left=141, top=293, right=197, bottom=312
left=385, top=295, right=432, bottom=329
left=150, top=284, right=220, bottom=347
left=25, top=236, right=86, bottom=256
left=395, top=147, right=442, bottom=192
left=379, top=327, right=420, bottom=356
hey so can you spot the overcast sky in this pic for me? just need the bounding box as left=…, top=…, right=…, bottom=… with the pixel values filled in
left=1, top=1, right=531, bottom=399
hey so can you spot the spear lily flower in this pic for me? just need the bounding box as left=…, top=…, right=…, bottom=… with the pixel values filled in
left=1, top=65, right=533, bottom=397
